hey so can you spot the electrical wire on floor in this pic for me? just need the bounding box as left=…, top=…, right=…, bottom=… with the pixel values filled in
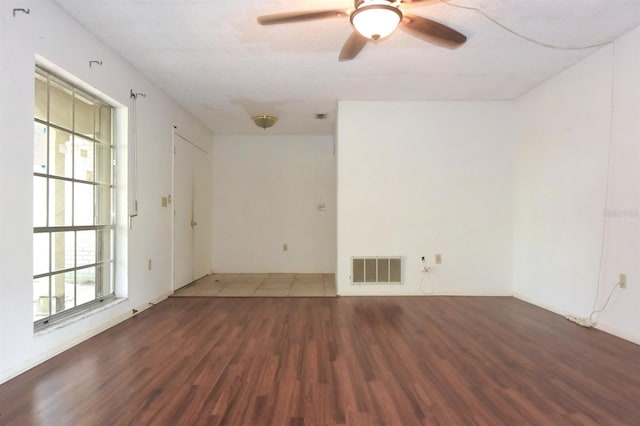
left=419, top=260, right=436, bottom=295
left=441, top=0, right=614, bottom=50
left=566, top=279, right=622, bottom=328
left=589, top=281, right=622, bottom=326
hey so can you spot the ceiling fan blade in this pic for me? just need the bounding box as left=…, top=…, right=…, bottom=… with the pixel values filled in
left=399, top=0, right=442, bottom=10
left=401, top=14, right=467, bottom=49
left=339, top=31, right=368, bottom=62
left=400, top=0, right=441, bottom=5
left=257, top=9, right=349, bottom=25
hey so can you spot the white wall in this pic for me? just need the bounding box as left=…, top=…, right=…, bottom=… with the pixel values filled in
left=336, top=101, right=516, bottom=296
left=211, top=135, right=336, bottom=273
left=0, top=0, right=212, bottom=383
left=513, top=27, right=640, bottom=344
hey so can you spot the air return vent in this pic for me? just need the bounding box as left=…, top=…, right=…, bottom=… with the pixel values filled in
left=351, top=257, right=402, bottom=285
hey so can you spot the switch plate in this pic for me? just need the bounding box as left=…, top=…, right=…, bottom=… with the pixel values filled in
left=435, top=254, right=442, bottom=264
left=148, top=259, right=152, bottom=270
left=161, top=196, right=168, bottom=207
left=620, top=273, right=627, bottom=289
left=283, top=244, right=288, bottom=252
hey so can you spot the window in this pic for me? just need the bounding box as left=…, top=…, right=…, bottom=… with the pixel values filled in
left=33, top=67, right=116, bottom=327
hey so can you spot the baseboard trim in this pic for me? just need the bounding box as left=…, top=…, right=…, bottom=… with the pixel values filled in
left=513, top=292, right=572, bottom=318
left=594, top=322, right=640, bottom=346
left=338, top=287, right=512, bottom=297
left=514, top=292, right=640, bottom=346
left=0, top=292, right=171, bottom=385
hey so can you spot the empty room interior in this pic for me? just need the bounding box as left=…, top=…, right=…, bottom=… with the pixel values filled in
left=1, top=0, right=640, bottom=424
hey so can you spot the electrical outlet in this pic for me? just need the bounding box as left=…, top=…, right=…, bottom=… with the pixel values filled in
left=435, top=254, right=442, bottom=264
left=619, top=273, right=627, bottom=289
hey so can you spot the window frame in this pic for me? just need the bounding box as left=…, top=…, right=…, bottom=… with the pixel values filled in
left=33, top=66, right=117, bottom=329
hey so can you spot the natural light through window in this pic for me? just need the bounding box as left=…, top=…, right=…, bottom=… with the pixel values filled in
left=33, top=67, right=116, bottom=327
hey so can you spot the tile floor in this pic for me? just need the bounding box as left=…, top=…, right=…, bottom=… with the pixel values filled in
left=172, top=273, right=336, bottom=297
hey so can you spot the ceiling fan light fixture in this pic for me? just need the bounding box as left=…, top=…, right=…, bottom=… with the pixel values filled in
left=351, top=1, right=402, bottom=40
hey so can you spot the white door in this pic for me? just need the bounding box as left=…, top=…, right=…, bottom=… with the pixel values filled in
left=173, top=133, right=209, bottom=290
left=192, top=147, right=210, bottom=280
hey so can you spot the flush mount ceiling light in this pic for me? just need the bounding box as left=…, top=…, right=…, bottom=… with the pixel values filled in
left=252, top=115, right=278, bottom=129
left=350, top=0, right=402, bottom=40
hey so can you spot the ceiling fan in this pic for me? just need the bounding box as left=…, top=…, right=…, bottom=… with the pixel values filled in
left=257, top=0, right=467, bottom=61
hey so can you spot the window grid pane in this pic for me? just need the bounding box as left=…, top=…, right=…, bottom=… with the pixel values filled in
left=33, top=277, right=50, bottom=321
left=34, top=73, right=48, bottom=121
left=34, top=122, right=48, bottom=174
left=33, top=233, right=49, bottom=276
left=33, top=176, right=48, bottom=228
left=49, top=128, right=73, bottom=178
left=33, top=67, right=116, bottom=326
left=51, top=231, right=75, bottom=272
left=48, top=178, right=72, bottom=227
left=74, top=182, right=94, bottom=226
left=49, top=80, right=73, bottom=130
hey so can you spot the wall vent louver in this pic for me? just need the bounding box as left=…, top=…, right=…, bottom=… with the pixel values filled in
left=351, top=257, right=402, bottom=285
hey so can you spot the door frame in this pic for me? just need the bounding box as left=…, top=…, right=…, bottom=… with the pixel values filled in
left=171, top=128, right=210, bottom=291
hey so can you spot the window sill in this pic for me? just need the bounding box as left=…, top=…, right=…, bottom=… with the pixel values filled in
left=34, top=297, right=127, bottom=336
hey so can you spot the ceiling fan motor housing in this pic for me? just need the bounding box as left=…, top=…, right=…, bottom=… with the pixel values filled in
left=354, top=0, right=397, bottom=8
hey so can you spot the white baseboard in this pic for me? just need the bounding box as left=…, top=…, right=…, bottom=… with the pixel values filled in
left=513, top=292, right=572, bottom=317
left=143, top=293, right=171, bottom=310
left=338, top=287, right=512, bottom=297
left=0, top=292, right=171, bottom=385
left=513, top=292, right=640, bottom=346
left=594, top=322, right=640, bottom=346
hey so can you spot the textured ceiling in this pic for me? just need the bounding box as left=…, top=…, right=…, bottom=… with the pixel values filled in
left=52, top=0, right=640, bottom=135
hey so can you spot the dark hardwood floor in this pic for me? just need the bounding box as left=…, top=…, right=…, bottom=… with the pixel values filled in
left=1, top=296, right=639, bottom=425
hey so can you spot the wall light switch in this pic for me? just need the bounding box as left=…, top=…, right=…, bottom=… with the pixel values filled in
left=318, top=203, right=326, bottom=212
left=283, top=244, right=288, bottom=252
left=161, top=196, right=168, bottom=207
left=148, top=259, right=152, bottom=270
left=435, top=254, right=442, bottom=264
